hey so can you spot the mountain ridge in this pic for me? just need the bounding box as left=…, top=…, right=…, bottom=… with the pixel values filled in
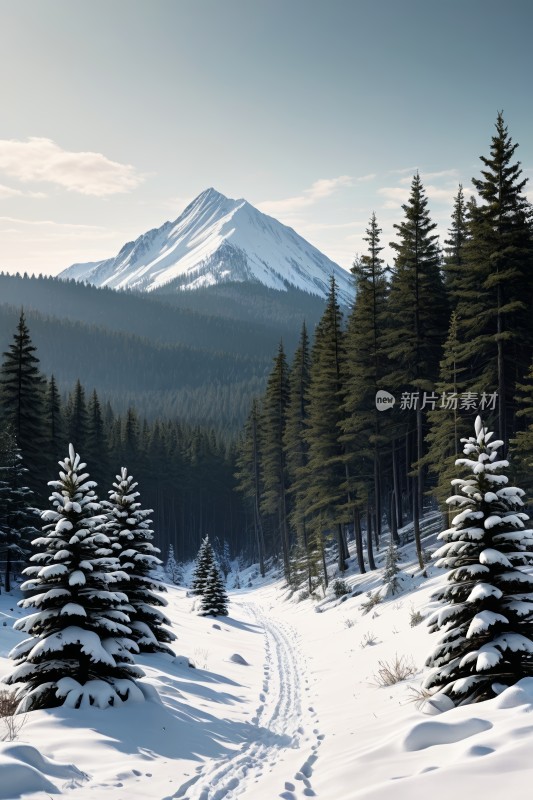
left=59, top=188, right=354, bottom=304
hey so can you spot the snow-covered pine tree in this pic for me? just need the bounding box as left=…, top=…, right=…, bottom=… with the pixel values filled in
left=424, top=416, right=533, bottom=704
left=383, top=537, right=401, bottom=596
left=104, top=467, right=176, bottom=655
left=199, top=561, right=229, bottom=617
left=165, top=544, right=183, bottom=585
left=4, top=445, right=144, bottom=711
left=191, top=536, right=216, bottom=596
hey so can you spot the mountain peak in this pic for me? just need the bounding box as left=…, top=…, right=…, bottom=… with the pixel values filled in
left=59, top=190, right=354, bottom=303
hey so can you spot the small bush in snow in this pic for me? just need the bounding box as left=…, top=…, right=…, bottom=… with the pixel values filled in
left=332, top=578, right=350, bottom=598
left=193, top=648, right=209, bottom=670
left=405, top=684, right=434, bottom=710
left=360, top=631, right=378, bottom=648
left=0, top=690, right=25, bottom=741
left=343, top=617, right=356, bottom=629
left=373, top=654, right=417, bottom=686
left=409, top=605, right=425, bottom=627
left=361, top=590, right=382, bottom=615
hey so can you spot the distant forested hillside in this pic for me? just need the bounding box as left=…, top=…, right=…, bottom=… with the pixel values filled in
left=0, top=274, right=327, bottom=430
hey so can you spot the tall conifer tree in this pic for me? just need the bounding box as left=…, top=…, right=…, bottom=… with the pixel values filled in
left=284, top=323, right=320, bottom=591
left=459, top=112, right=533, bottom=445
left=342, top=213, right=389, bottom=572
left=260, top=343, right=291, bottom=578
left=235, top=400, right=266, bottom=576
left=384, top=173, right=448, bottom=568
left=304, top=277, right=349, bottom=575
left=0, top=311, right=46, bottom=499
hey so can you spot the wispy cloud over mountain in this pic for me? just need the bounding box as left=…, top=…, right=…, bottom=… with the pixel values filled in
left=0, top=138, right=144, bottom=196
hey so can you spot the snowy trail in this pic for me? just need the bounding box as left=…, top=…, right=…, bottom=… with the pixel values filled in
left=171, top=600, right=324, bottom=800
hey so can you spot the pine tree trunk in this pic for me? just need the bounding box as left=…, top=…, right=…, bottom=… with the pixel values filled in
left=353, top=507, right=366, bottom=574
left=4, top=548, right=11, bottom=593
left=405, top=431, right=411, bottom=521
left=279, top=499, right=291, bottom=580
left=374, top=451, right=382, bottom=546
left=366, top=502, right=376, bottom=570
left=390, top=490, right=399, bottom=544
left=417, top=406, right=424, bottom=519
left=497, top=282, right=506, bottom=447
left=412, top=475, right=424, bottom=569
left=392, top=438, right=403, bottom=529
left=336, top=523, right=347, bottom=573
left=253, top=497, right=265, bottom=577
left=320, top=530, right=329, bottom=591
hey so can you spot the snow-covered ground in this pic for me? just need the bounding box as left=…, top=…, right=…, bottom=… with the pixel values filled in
left=1, top=537, right=532, bottom=800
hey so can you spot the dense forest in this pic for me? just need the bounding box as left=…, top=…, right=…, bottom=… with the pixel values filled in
left=1, top=113, right=533, bottom=591
left=235, top=113, right=533, bottom=592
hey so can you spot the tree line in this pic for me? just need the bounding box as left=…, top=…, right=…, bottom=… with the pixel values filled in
left=235, top=112, right=533, bottom=591
left=0, top=312, right=245, bottom=575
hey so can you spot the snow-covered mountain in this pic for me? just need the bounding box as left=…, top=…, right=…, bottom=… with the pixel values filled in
left=59, top=188, right=354, bottom=304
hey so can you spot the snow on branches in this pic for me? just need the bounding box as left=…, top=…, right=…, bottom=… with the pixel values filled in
left=425, top=417, right=533, bottom=705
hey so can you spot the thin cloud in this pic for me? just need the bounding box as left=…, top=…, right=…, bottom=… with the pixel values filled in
left=0, top=184, right=23, bottom=199
left=0, top=216, right=107, bottom=230
left=257, top=175, right=353, bottom=216
left=377, top=186, right=411, bottom=209
left=0, top=137, right=144, bottom=196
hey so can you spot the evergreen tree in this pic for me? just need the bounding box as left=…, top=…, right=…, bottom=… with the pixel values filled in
left=260, top=342, right=291, bottom=578
left=342, top=213, right=389, bottom=572
left=105, top=467, right=176, bottom=655
left=0, top=311, right=46, bottom=499
left=213, top=538, right=232, bottom=579
left=0, top=426, right=39, bottom=591
left=459, top=112, right=533, bottom=444
left=235, top=400, right=266, bottom=576
left=66, top=379, right=89, bottom=455
left=511, top=356, right=533, bottom=496
left=443, top=184, right=468, bottom=306
left=304, top=277, right=350, bottom=576
left=86, top=390, right=110, bottom=490
left=383, top=536, right=401, bottom=596
left=43, top=375, right=65, bottom=477
left=122, top=407, right=142, bottom=477
left=4, top=445, right=144, bottom=711
left=191, top=536, right=216, bottom=596
left=165, top=544, right=183, bottom=585
left=284, top=323, right=320, bottom=593
left=424, top=311, right=472, bottom=514
left=425, top=417, right=533, bottom=704
left=384, top=173, right=449, bottom=568
left=199, top=561, right=229, bottom=617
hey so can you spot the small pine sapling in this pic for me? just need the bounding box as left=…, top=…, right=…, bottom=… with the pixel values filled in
left=165, top=544, right=183, bottom=585
left=383, top=537, right=401, bottom=596
left=199, top=562, right=229, bottom=617
left=191, top=536, right=216, bottom=596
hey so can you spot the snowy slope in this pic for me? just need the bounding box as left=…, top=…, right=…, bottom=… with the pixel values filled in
left=1, top=541, right=533, bottom=800
left=59, top=188, right=354, bottom=305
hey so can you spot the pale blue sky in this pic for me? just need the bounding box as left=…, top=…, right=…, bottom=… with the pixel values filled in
left=0, top=0, right=532, bottom=275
